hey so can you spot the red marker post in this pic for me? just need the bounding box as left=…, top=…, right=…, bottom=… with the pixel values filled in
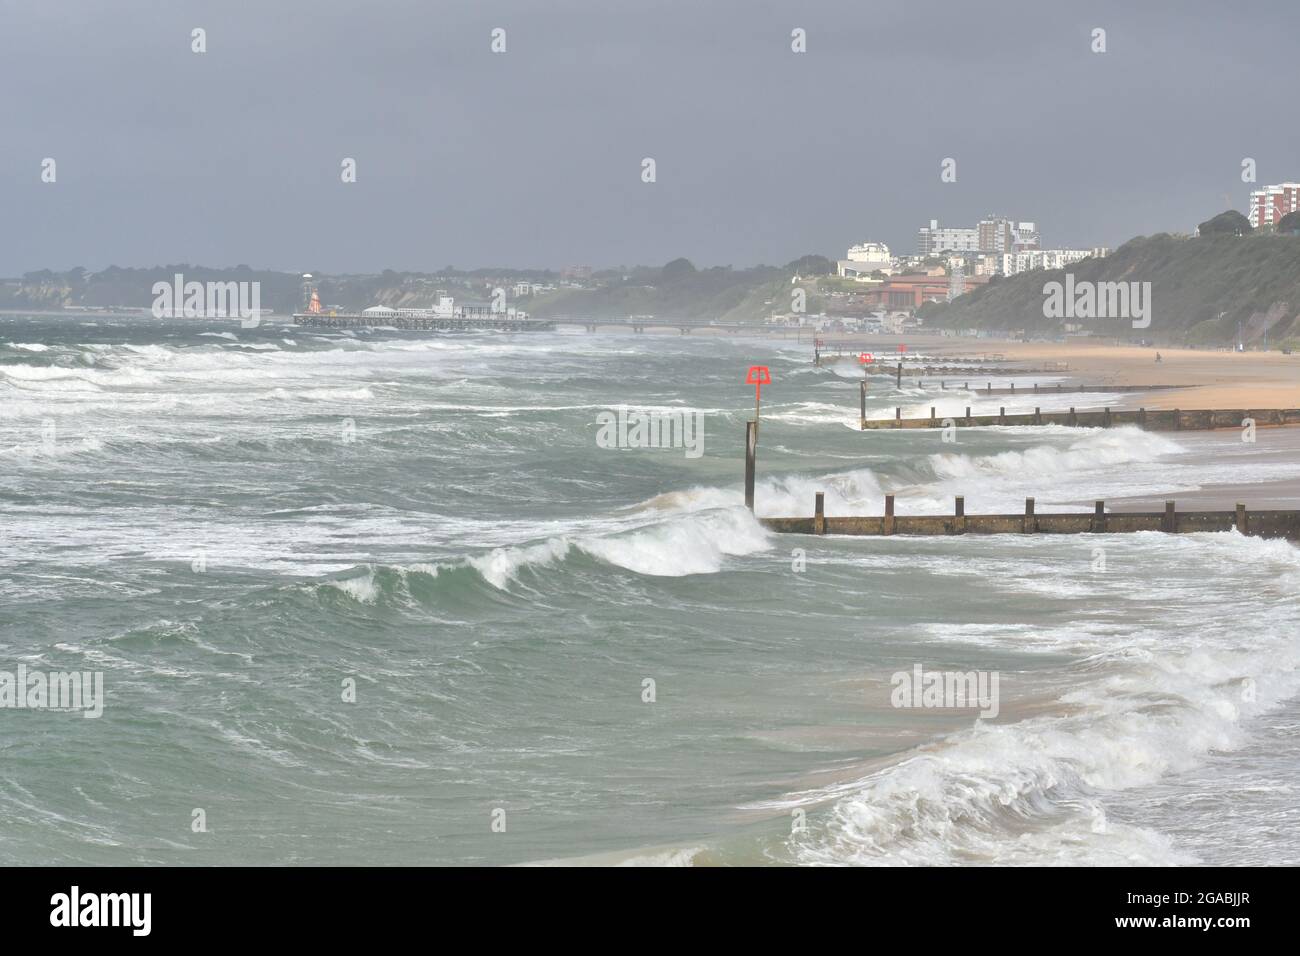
left=858, top=352, right=874, bottom=365
left=746, top=365, right=772, bottom=431
left=743, top=365, right=771, bottom=512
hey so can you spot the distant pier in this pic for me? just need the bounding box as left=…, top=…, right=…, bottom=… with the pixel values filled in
left=293, top=310, right=553, bottom=332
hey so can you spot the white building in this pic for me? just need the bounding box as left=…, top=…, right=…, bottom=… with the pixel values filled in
left=846, top=241, right=892, bottom=269
left=997, top=248, right=1108, bottom=276
left=917, top=220, right=980, bottom=255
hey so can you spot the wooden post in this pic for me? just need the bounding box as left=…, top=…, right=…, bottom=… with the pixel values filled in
left=930, top=406, right=936, bottom=425
left=1093, top=500, right=1106, bottom=533
left=1010, top=382, right=1016, bottom=394
left=1034, top=406, right=1041, bottom=425
left=1068, top=406, right=1077, bottom=427
left=1103, top=407, right=1111, bottom=428
left=896, top=362, right=902, bottom=387
left=965, top=406, right=971, bottom=423
left=814, top=491, right=825, bottom=535
left=1163, top=500, right=1175, bottom=533
left=955, top=495, right=966, bottom=534
left=744, top=421, right=757, bottom=512
left=884, top=494, right=895, bottom=535
left=1236, top=503, right=1247, bottom=534
left=999, top=406, right=1005, bottom=425
left=859, top=380, right=867, bottom=427
left=1139, top=407, right=1146, bottom=427
left=1024, top=497, right=1035, bottom=533
left=895, top=407, right=902, bottom=428
left=1173, top=409, right=1181, bottom=431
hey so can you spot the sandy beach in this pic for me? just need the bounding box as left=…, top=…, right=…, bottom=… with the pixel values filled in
left=807, top=333, right=1300, bottom=410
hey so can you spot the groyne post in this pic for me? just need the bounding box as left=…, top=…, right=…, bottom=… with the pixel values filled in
left=955, top=496, right=966, bottom=534
left=859, top=381, right=867, bottom=426
left=744, top=421, right=757, bottom=512
left=896, top=363, right=902, bottom=388
left=1236, top=503, right=1247, bottom=534
left=885, top=495, right=895, bottom=535
left=1093, top=500, right=1106, bottom=533
left=814, top=492, right=825, bottom=535
left=895, top=407, right=902, bottom=428
left=1163, top=500, right=1176, bottom=532
left=1024, top=497, right=1035, bottom=534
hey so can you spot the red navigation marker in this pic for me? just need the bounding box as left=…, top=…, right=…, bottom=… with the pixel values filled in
left=898, top=343, right=908, bottom=353
left=858, top=352, right=874, bottom=365
left=746, top=365, right=771, bottom=427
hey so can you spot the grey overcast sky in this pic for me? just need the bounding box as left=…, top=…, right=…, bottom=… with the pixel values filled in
left=1, top=0, right=1297, bottom=274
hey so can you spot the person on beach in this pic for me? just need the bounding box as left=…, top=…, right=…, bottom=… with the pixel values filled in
left=1155, top=352, right=1162, bottom=363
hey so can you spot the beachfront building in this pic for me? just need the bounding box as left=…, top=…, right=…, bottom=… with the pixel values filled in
left=1247, top=183, right=1300, bottom=229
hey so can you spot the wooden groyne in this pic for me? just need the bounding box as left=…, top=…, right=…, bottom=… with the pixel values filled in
left=762, top=494, right=1300, bottom=540
left=858, top=399, right=1300, bottom=433
left=854, top=376, right=1300, bottom=431
left=877, top=379, right=1189, bottom=396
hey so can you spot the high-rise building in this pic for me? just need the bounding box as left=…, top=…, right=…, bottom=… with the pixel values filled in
left=917, top=220, right=980, bottom=255
left=1247, top=183, right=1300, bottom=228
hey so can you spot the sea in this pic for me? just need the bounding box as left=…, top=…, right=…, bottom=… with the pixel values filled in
left=2, top=313, right=1298, bottom=866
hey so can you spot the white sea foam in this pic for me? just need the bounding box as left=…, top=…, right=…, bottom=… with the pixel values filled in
left=770, top=532, right=1300, bottom=866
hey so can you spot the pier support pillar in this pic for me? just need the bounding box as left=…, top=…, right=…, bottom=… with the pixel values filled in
left=884, top=495, right=895, bottom=535
left=1024, top=497, right=1036, bottom=534
left=744, top=421, right=757, bottom=512
left=814, top=492, right=825, bottom=535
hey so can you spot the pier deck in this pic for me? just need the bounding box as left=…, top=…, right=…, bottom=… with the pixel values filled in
left=293, top=312, right=553, bottom=331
